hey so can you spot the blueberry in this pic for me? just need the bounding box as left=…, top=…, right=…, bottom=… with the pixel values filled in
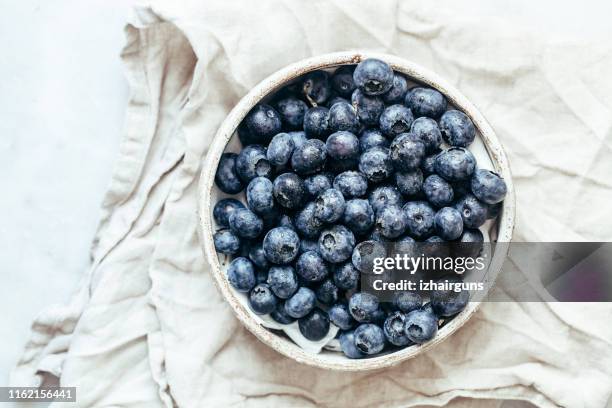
left=328, top=102, right=360, bottom=133
left=289, top=130, right=308, bottom=149
left=259, top=207, right=281, bottom=232
left=318, top=225, right=356, bottom=263
left=379, top=105, right=414, bottom=138
left=368, top=185, right=403, bottom=214
left=285, top=287, right=316, bottom=318
left=404, top=87, right=447, bottom=119
left=272, top=173, right=305, bottom=210
left=421, top=301, right=435, bottom=315
left=278, top=214, right=295, bottom=230
left=314, top=188, right=346, bottom=223
left=213, top=229, right=241, bottom=255
left=339, top=330, right=365, bottom=359
left=227, top=257, right=256, bottom=292
left=471, top=169, right=507, bottom=204
left=348, top=292, right=379, bottom=322
left=395, top=169, right=423, bottom=196
left=352, top=240, right=387, bottom=273
left=393, top=291, right=422, bottom=313
left=248, top=283, right=278, bottom=315
left=434, top=207, right=463, bottom=240
left=333, top=171, right=368, bottom=198
left=359, top=128, right=389, bottom=151
left=376, top=205, right=407, bottom=239
left=423, top=174, right=454, bottom=207
left=326, top=131, right=360, bottom=161
left=402, top=201, right=435, bottom=239
left=213, top=198, right=245, bottom=228
left=263, top=227, right=300, bottom=264
left=331, top=65, right=357, bottom=97
left=215, top=153, right=244, bottom=194
left=439, top=110, right=475, bottom=147
left=351, top=89, right=385, bottom=126
left=267, top=265, right=299, bottom=299
left=246, top=177, right=275, bottom=215
left=296, top=251, right=329, bottom=282
left=382, top=73, right=409, bottom=104
left=248, top=241, right=270, bottom=270
left=291, top=139, right=327, bottom=175
left=410, top=117, right=442, bottom=153
left=276, top=97, right=308, bottom=130
left=384, top=311, right=412, bottom=346
left=404, top=309, right=438, bottom=343
left=270, top=301, right=296, bottom=325
left=315, top=279, right=339, bottom=305
left=358, top=147, right=393, bottom=183
left=303, top=106, right=330, bottom=140
left=302, top=70, right=332, bottom=105
left=303, top=173, right=333, bottom=200
left=237, top=123, right=258, bottom=146
left=422, top=235, right=451, bottom=259
left=430, top=275, right=470, bottom=316
left=267, top=133, right=295, bottom=166
left=455, top=193, right=488, bottom=228
left=421, top=153, right=438, bottom=176
left=456, top=228, right=484, bottom=258
left=343, top=199, right=375, bottom=235
left=434, top=147, right=476, bottom=182
left=293, top=202, right=324, bottom=239
left=229, top=208, right=263, bottom=239
left=326, top=96, right=350, bottom=108
left=333, top=261, right=360, bottom=290
left=298, top=308, right=330, bottom=341
left=367, top=226, right=390, bottom=243
left=353, top=58, right=394, bottom=96
left=329, top=303, right=355, bottom=330
left=389, top=133, right=425, bottom=171
left=300, top=238, right=319, bottom=254
left=244, top=104, right=282, bottom=144
left=235, top=145, right=273, bottom=182
left=354, top=323, right=385, bottom=354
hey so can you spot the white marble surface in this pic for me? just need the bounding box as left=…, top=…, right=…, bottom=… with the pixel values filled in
left=1, top=0, right=612, bottom=392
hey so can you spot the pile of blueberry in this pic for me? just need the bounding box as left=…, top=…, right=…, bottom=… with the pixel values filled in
left=212, top=58, right=507, bottom=358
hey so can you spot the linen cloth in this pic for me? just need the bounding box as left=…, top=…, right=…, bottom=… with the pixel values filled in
left=11, top=0, right=612, bottom=407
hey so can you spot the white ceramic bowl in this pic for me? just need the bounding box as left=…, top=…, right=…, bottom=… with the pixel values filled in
left=198, top=51, right=515, bottom=371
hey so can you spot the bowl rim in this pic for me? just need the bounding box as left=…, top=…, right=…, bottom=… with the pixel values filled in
left=197, top=51, right=516, bottom=371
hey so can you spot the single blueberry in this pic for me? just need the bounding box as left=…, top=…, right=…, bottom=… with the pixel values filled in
left=326, top=96, right=350, bottom=108
left=285, top=287, right=316, bottom=318
left=329, top=303, right=355, bottom=330
left=368, top=226, right=391, bottom=243
left=368, top=185, right=403, bottom=214
left=215, top=153, right=244, bottom=194
left=300, top=239, right=320, bottom=254
left=354, top=323, right=385, bottom=354
left=298, top=307, right=330, bottom=341
left=423, top=174, right=454, bottom=208
left=384, top=311, right=412, bottom=346
left=389, top=133, right=426, bottom=171
left=328, top=102, right=360, bottom=133
left=382, top=73, right=409, bottom=104
left=248, top=283, right=278, bottom=315
left=455, top=228, right=484, bottom=258
left=291, top=139, right=327, bottom=175
left=470, top=169, right=507, bottom=204
left=326, top=131, right=360, bottom=162
left=439, top=110, right=475, bottom=147
left=270, top=301, right=296, bottom=325
left=248, top=241, right=270, bottom=270
left=353, top=58, right=394, bottom=96
left=402, top=201, right=436, bottom=239
left=237, top=122, right=258, bottom=146
left=267, top=133, right=295, bottom=166
left=352, top=240, right=387, bottom=273
left=430, top=275, right=470, bottom=317
left=351, top=89, right=385, bottom=126
left=267, top=265, right=299, bottom=299
left=289, top=130, right=308, bottom=149
left=421, top=153, right=438, bottom=176
left=214, top=229, right=241, bottom=255
left=235, top=145, right=272, bottom=182
left=339, top=330, right=365, bottom=359
left=315, top=278, right=339, bottom=305
left=331, top=65, right=357, bottom=97
left=263, top=227, right=300, bottom=264
left=246, top=176, right=275, bottom=215
left=229, top=208, right=264, bottom=239
left=343, top=199, right=375, bottom=235
left=422, top=235, right=451, bottom=259
left=302, top=70, right=332, bottom=105
left=244, top=104, right=282, bottom=144
left=404, top=309, right=438, bottom=343
left=421, top=301, right=435, bottom=315
left=404, top=87, right=447, bottom=119
left=276, top=97, right=308, bottom=130
left=379, top=105, right=414, bottom=138
left=395, top=169, right=424, bottom=196
left=296, top=250, right=329, bottom=282
left=303, top=106, right=330, bottom=140
left=455, top=193, right=488, bottom=228
left=358, top=147, right=393, bottom=183
left=434, top=147, right=476, bottom=182
left=376, top=205, right=407, bottom=239
left=410, top=117, right=442, bottom=153
left=434, top=207, right=463, bottom=240
left=359, top=128, right=389, bottom=151
left=348, top=292, right=380, bottom=322
left=293, top=202, right=324, bottom=239
left=333, top=171, right=368, bottom=198
left=273, top=173, right=305, bottom=210
left=314, top=188, right=346, bottom=223
left=304, top=173, right=333, bottom=200
left=213, top=198, right=245, bottom=228
left=333, top=261, right=360, bottom=291
left=393, top=291, right=422, bottom=313
left=227, top=257, right=256, bottom=292
left=318, top=225, right=356, bottom=264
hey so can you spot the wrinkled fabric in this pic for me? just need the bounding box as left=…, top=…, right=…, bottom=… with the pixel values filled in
left=11, top=1, right=612, bottom=407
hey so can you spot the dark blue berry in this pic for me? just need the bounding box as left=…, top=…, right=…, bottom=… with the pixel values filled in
left=267, top=265, right=299, bottom=299
left=326, top=96, right=350, bottom=108
left=423, top=174, right=454, bottom=207
left=353, top=58, right=394, bottom=96
left=404, top=309, right=438, bottom=343
left=395, top=169, right=423, bottom=196
left=434, top=207, right=463, bottom=240
left=318, top=225, right=356, bottom=263
left=227, top=257, right=256, bottom=292
left=303, top=106, right=330, bottom=140
left=333, top=171, right=368, bottom=198
left=421, top=153, right=438, bottom=176
left=376, top=205, right=407, bottom=239
left=314, top=188, right=346, bottom=223
left=248, top=241, right=270, bottom=270
left=384, top=311, right=411, bottom=346
left=405, top=87, right=447, bottom=119
left=434, top=147, right=476, bottom=182
left=296, top=251, right=329, bottom=282
left=267, top=133, right=295, bottom=166
left=213, top=198, right=245, bottom=228
left=270, top=301, right=296, bottom=324
left=456, top=228, right=484, bottom=258
left=214, top=229, right=241, bottom=255
left=229, top=208, right=263, bottom=239
left=333, top=260, right=360, bottom=290
left=351, top=89, right=384, bottom=126
left=379, top=105, right=414, bottom=138
left=303, top=173, right=333, bottom=200
left=291, top=139, right=327, bottom=175
left=455, top=193, right=488, bottom=228
left=236, top=145, right=272, bottom=182
left=352, top=240, right=387, bottom=273
left=470, top=169, right=507, bottom=204
left=358, top=147, right=393, bottom=183
left=263, top=227, right=300, bottom=264
left=289, top=131, right=307, bottom=148
left=329, top=303, right=355, bottom=330
left=244, top=104, right=282, bottom=144
left=248, top=283, right=278, bottom=315
left=331, top=65, right=356, bottom=97
left=315, top=279, right=339, bottom=305
left=215, top=153, right=244, bottom=194
left=326, top=131, right=360, bottom=162
left=402, top=201, right=435, bottom=239
left=273, top=173, right=305, bottom=210
left=293, top=202, right=324, bottom=239
left=359, top=128, right=389, bottom=151
left=393, top=291, right=422, bottom=313
left=430, top=275, right=470, bottom=317
left=410, top=117, right=442, bottom=153
left=389, top=133, right=425, bottom=171
left=328, top=102, right=360, bottom=133
left=343, top=199, right=375, bottom=235
left=439, top=110, right=475, bottom=147
left=276, top=97, right=308, bottom=130
left=368, top=185, right=403, bottom=214
left=339, top=330, right=365, bottom=359
left=349, top=292, right=379, bottom=322
left=298, top=308, right=330, bottom=341
left=302, top=70, right=332, bottom=105
left=382, top=73, right=409, bottom=104
left=285, top=287, right=316, bottom=318
left=354, top=323, right=385, bottom=354
left=246, top=176, right=275, bottom=215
